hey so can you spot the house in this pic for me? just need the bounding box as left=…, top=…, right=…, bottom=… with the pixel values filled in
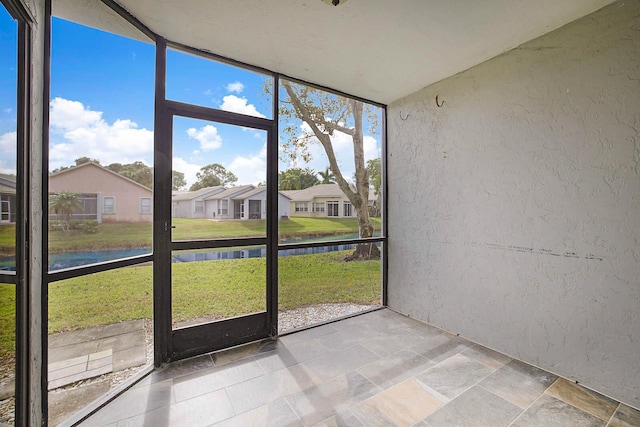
left=204, top=185, right=255, bottom=219
left=49, top=162, right=153, bottom=223
left=231, top=186, right=291, bottom=220
left=0, top=174, right=16, bottom=223
left=4, top=0, right=640, bottom=425
left=285, top=183, right=372, bottom=218
left=171, top=186, right=225, bottom=218
left=172, top=185, right=291, bottom=220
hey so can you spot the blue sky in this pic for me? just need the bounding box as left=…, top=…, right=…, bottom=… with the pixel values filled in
left=0, top=5, right=17, bottom=175
left=0, top=11, right=381, bottom=187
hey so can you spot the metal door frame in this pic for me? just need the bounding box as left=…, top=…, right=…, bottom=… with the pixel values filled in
left=153, top=38, right=279, bottom=363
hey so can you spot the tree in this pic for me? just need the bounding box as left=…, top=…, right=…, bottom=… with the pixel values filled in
left=50, top=191, right=81, bottom=232
left=172, top=170, right=187, bottom=191
left=318, top=166, right=336, bottom=184
left=75, top=156, right=100, bottom=166
left=120, top=161, right=153, bottom=188
left=366, top=158, right=381, bottom=217
left=189, top=163, right=237, bottom=191
left=278, top=167, right=319, bottom=190
left=280, top=80, right=380, bottom=260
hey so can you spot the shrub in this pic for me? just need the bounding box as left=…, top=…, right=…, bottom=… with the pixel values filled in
left=82, top=220, right=99, bottom=234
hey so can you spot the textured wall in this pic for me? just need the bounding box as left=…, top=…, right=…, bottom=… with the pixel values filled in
left=387, top=0, right=640, bottom=408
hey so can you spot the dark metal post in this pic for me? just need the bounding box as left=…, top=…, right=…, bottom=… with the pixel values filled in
left=153, top=37, right=172, bottom=365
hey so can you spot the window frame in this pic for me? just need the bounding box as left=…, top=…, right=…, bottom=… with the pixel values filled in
left=295, top=202, right=308, bottom=212
left=327, top=200, right=339, bottom=217
left=194, top=200, right=204, bottom=213
left=312, top=202, right=325, bottom=212
left=140, top=197, right=152, bottom=214
left=102, top=196, right=116, bottom=214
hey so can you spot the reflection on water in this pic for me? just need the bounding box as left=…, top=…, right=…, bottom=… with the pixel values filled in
left=0, top=235, right=379, bottom=271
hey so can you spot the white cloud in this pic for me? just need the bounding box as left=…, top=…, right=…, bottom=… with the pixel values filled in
left=228, top=143, right=266, bottom=185
left=49, top=97, right=153, bottom=170
left=220, top=95, right=265, bottom=118
left=186, top=125, right=223, bottom=152
left=287, top=123, right=380, bottom=180
left=226, top=82, right=244, bottom=93
left=0, top=132, right=17, bottom=174
left=3, top=108, right=12, bottom=114
left=172, top=156, right=203, bottom=189
left=0, top=131, right=16, bottom=154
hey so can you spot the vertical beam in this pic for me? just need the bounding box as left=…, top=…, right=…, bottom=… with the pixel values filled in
left=266, top=76, right=279, bottom=337
left=381, top=107, right=388, bottom=306
left=14, top=7, right=31, bottom=427
left=153, top=37, right=172, bottom=365
left=38, top=0, right=51, bottom=423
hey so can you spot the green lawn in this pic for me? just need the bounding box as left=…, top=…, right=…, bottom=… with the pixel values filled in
left=1, top=250, right=380, bottom=355
left=0, top=218, right=382, bottom=355
left=0, top=217, right=381, bottom=255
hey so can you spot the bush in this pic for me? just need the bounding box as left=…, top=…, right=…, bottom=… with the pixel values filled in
left=82, top=220, right=99, bottom=234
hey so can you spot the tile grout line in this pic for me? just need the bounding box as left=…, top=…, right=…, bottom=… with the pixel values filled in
left=282, top=395, right=304, bottom=426
left=603, top=402, right=620, bottom=427
left=505, top=376, right=560, bottom=426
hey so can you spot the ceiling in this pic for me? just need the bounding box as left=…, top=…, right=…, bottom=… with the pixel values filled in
left=53, top=0, right=616, bottom=105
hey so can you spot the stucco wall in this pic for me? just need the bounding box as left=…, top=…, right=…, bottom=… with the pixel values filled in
left=49, top=165, right=152, bottom=222
left=387, top=0, right=640, bottom=408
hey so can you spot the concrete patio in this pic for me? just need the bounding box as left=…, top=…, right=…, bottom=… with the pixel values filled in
left=80, top=310, right=640, bottom=426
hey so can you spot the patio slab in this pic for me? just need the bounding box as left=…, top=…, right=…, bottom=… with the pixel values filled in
left=48, top=320, right=146, bottom=389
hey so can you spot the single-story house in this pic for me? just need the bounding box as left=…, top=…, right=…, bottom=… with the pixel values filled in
left=0, top=174, right=16, bottom=223
left=284, top=183, right=374, bottom=219
left=173, top=185, right=291, bottom=220
left=49, top=162, right=153, bottom=223
left=171, top=186, right=225, bottom=218
left=204, top=185, right=255, bottom=219
left=231, top=186, right=291, bottom=220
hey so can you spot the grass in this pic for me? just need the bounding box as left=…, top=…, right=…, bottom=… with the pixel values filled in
left=1, top=251, right=380, bottom=355
left=0, top=284, right=15, bottom=354
left=0, top=217, right=381, bottom=255
left=0, top=217, right=382, bottom=355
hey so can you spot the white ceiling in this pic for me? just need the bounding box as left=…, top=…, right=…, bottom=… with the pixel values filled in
left=54, top=0, right=616, bottom=105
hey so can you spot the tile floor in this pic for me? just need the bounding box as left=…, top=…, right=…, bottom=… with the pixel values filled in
left=81, top=309, right=640, bottom=426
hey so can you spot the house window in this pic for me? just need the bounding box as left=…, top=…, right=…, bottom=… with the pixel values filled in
left=295, top=202, right=308, bottom=212
left=140, top=197, right=152, bottom=214
left=103, top=196, right=115, bottom=214
left=194, top=200, right=204, bottom=213
left=327, top=201, right=339, bottom=217
left=313, top=202, right=325, bottom=212
left=221, top=199, right=229, bottom=215
left=343, top=201, right=352, bottom=217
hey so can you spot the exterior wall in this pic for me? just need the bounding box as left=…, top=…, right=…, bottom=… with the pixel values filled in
left=204, top=199, right=217, bottom=219
left=49, top=166, right=152, bottom=223
left=289, top=196, right=355, bottom=218
left=277, top=193, right=290, bottom=219
left=387, top=0, right=640, bottom=408
left=172, top=200, right=191, bottom=218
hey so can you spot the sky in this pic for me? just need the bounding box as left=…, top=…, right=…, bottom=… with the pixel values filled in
left=0, top=9, right=382, bottom=188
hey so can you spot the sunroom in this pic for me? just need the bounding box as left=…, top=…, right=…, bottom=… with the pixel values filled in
left=0, top=0, right=638, bottom=425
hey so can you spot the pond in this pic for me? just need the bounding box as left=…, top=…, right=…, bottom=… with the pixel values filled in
left=0, top=234, right=376, bottom=271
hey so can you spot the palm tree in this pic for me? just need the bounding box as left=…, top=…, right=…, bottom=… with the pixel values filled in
left=50, top=191, right=82, bottom=231
left=318, top=166, right=335, bottom=184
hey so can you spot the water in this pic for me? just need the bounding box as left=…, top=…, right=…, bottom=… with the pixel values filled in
left=0, top=234, right=375, bottom=271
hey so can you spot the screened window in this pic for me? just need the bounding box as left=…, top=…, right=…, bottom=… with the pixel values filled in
left=327, top=201, right=339, bottom=217
left=343, top=201, right=352, bottom=217
left=313, top=202, right=325, bottom=212
left=221, top=199, right=228, bottom=215
left=194, top=200, right=204, bottom=213
left=140, top=197, right=151, bottom=214
left=103, top=196, right=115, bottom=214
left=295, top=202, right=308, bottom=212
